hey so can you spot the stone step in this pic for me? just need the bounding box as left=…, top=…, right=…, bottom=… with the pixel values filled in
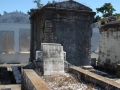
left=82, top=66, right=93, bottom=70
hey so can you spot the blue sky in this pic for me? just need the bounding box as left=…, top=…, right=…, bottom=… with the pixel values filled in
left=0, top=0, right=120, bottom=16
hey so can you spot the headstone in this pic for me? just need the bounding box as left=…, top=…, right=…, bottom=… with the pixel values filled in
left=42, top=43, right=65, bottom=75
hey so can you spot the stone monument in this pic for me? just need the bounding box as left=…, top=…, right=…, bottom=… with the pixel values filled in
left=41, top=43, right=65, bottom=75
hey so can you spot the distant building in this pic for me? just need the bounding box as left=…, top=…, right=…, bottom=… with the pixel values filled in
left=91, top=22, right=100, bottom=61
left=98, top=20, right=120, bottom=70
left=0, top=12, right=30, bottom=63
left=91, top=22, right=100, bottom=53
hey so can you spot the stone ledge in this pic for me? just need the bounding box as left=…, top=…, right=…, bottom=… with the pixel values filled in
left=21, top=69, right=51, bottom=90
left=70, top=66, right=120, bottom=90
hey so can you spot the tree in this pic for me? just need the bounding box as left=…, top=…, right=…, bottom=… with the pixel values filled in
left=0, top=13, right=1, bottom=16
left=114, top=13, right=120, bottom=20
left=27, top=11, right=31, bottom=15
left=96, top=3, right=116, bottom=17
left=52, top=0, right=56, bottom=3
left=33, top=0, right=43, bottom=9
left=27, top=0, right=43, bottom=15
left=47, top=0, right=57, bottom=4
left=3, top=11, right=7, bottom=15
left=93, top=15, right=101, bottom=23
left=15, top=10, right=18, bottom=12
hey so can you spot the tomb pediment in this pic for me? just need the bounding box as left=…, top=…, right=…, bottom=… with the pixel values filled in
left=44, top=0, right=92, bottom=11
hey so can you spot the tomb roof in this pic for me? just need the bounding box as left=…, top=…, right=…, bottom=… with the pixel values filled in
left=0, top=12, right=30, bottom=24
left=30, top=0, right=94, bottom=17
left=43, top=0, right=92, bottom=11
left=101, top=20, right=120, bottom=28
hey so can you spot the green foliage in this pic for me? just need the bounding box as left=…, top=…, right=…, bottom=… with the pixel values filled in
left=3, top=11, right=7, bottom=15
left=114, top=13, right=120, bottom=20
left=47, top=1, right=51, bottom=4
left=52, top=0, right=56, bottom=4
left=15, top=10, right=18, bottom=12
left=47, top=0, right=57, bottom=4
left=33, top=0, right=43, bottom=9
left=101, top=19, right=106, bottom=25
left=34, top=0, right=40, bottom=7
left=93, top=15, right=101, bottom=23
left=27, top=0, right=44, bottom=15
left=94, top=3, right=117, bottom=24
left=96, top=3, right=116, bottom=17
left=0, top=13, right=1, bottom=16
left=27, top=11, right=31, bottom=15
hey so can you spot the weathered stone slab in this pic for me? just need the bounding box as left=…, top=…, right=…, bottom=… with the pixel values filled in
left=63, top=51, right=66, bottom=61
left=42, top=43, right=65, bottom=75
left=36, top=51, right=43, bottom=61
left=70, top=66, right=120, bottom=90
left=11, top=66, right=21, bottom=83
left=21, top=69, right=51, bottom=90
left=41, top=43, right=61, bottom=50
left=82, top=66, right=93, bottom=70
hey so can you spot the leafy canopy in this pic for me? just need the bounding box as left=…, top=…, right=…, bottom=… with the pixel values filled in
left=33, top=0, right=43, bottom=9
left=96, top=3, right=116, bottom=17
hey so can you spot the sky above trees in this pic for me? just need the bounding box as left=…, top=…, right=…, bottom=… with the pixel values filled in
left=0, top=0, right=119, bottom=15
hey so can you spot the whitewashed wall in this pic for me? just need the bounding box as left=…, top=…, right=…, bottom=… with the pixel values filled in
left=0, top=12, right=30, bottom=63
left=98, top=29, right=120, bottom=69
left=91, top=22, right=100, bottom=60
left=0, top=23, right=30, bottom=63
left=91, top=23, right=100, bottom=52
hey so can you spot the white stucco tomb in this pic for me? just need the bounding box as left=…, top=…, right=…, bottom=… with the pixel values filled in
left=0, top=12, right=30, bottom=63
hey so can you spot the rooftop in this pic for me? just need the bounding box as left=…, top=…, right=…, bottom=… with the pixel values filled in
left=0, top=12, right=30, bottom=24
left=101, top=20, right=120, bottom=28
left=30, top=0, right=95, bottom=17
